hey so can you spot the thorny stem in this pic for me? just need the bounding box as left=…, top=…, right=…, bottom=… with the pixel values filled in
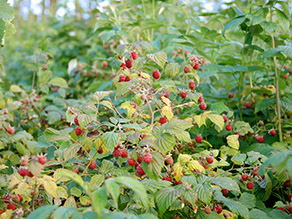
left=146, top=98, right=154, bottom=125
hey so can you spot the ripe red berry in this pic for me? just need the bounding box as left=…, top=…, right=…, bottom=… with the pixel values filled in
left=226, top=124, right=232, bottom=131
left=193, top=63, right=199, bottom=70
left=288, top=194, right=292, bottom=201
left=229, top=93, right=234, bottom=98
left=74, top=168, right=79, bottom=173
left=131, top=51, right=138, bottom=60
left=152, top=70, right=161, bottom=79
left=189, top=81, right=195, bottom=90
left=119, top=74, right=126, bottom=82
left=121, top=150, right=128, bottom=158
left=127, top=158, right=136, bottom=166
left=289, top=70, right=292, bottom=75
left=269, top=129, right=276, bottom=136
left=247, top=182, right=254, bottom=190
left=245, top=102, right=251, bottom=108
left=42, top=64, right=48, bottom=70
left=38, top=156, right=47, bottom=165
left=198, top=96, right=203, bottom=103
left=17, top=194, right=23, bottom=202
left=136, top=165, right=145, bottom=176
left=75, top=127, right=82, bottom=135
left=222, top=114, right=228, bottom=122
left=102, top=61, right=108, bottom=68
left=253, top=170, right=258, bottom=176
left=27, top=171, right=34, bottom=178
left=278, top=207, right=286, bottom=212
left=289, top=208, right=292, bottom=214
left=74, top=117, right=79, bottom=126
left=206, top=157, right=213, bottom=164
left=195, top=135, right=202, bottom=143
left=7, top=204, right=16, bottom=211
left=216, top=205, right=223, bottom=214
left=103, top=44, right=108, bottom=49
left=120, top=63, right=126, bottom=69
left=284, top=180, right=291, bottom=187
left=125, top=59, right=132, bottom=68
left=199, top=102, right=207, bottom=110
left=88, top=160, right=96, bottom=169
left=98, top=148, right=103, bottom=154
left=7, top=126, right=15, bottom=134
left=87, top=73, right=91, bottom=77
left=131, top=103, right=137, bottom=109
left=184, top=67, right=190, bottom=73
left=137, top=157, right=143, bottom=163
left=18, top=168, right=27, bottom=177
left=159, top=117, right=167, bottom=124
left=163, top=176, right=172, bottom=181
left=113, top=148, right=123, bottom=157
left=163, top=91, right=170, bottom=98
left=125, top=76, right=130, bottom=82
left=221, top=189, right=229, bottom=196
left=166, top=156, right=173, bottom=165
left=284, top=74, right=289, bottom=79
left=258, top=137, right=264, bottom=143
left=181, top=91, right=187, bottom=99
left=241, top=174, right=248, bottom=181
left=141, top=134, right=146, bottom=139
left=175, top=180, right=183, bottom=185
left=143, top=154, right=153, bottom=163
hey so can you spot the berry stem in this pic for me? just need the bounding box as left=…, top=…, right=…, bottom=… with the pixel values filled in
left=145, top=98, right=154, bottom=125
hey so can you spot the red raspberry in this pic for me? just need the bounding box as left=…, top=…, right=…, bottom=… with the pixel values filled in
left=127, top=158, right=136, bottom=166
left=74, top=168, right=79, bottom=173
left=180, top=92, right=187, bottom=99
left=229, top=93, right=234, bottom=98
left=184, top=67, right=190, bottom=73
left=143, top=154, right=152, bottom=163
left=137, top=157, right=143, bottom=163
left=163, top=176, right=172, bottom=181
left=245, top=102, right=251, bottom=108
left=125, top=76, right=130, bottom=82
left=75, top=127, right=82, bottom=135
left=88, top=161, right=96, bottom=169
left=17, top=194, right=23, bottom=202
left=189, top=81, right=195, bottom=90
left=284, top=74, right=289, bottom=79
left=152, top=70, right=161, bottom=79
left=119, top=74, right=126, bottom=82
left=241, top=174, right=248, bottom=181
left=74, top=117, right=79, bottom=126
left=27, top=171, right=34, bottom=178
left=7, top=126, right=15, bottom=134
left=159, top=117, right=167, bottom=124
left=221, top=189, right=229, bottom=196
left=98, top=148, right=103, bottom=154
left=226, top=124, right=232, bottom=131
left=103, top=44, right=108, bottom=49
left=136, top=165, right=145, bottom=176
left=198, top=96, right=203, bottom=103
left=253, top=170, right=258, bottom=176
left=269, top=129, right=276, bottom=136
left=121, top=150, right=128, bottom=158
left=195, top=135, right=202, bottom=143
left=125, top=59, right=132, bottom=68
left=7, top=204, right=16, bottom=211
left=216, top=205, right=222, bottom=214
left=113, top=148, right=123, bottom=157
left=247, top=182, right=254, bottom=190
left=222, top=114, right=228, bottom=122
left=206, top=157, right=213, bottom=164
left=193, top=63, right=199, bottom=70
left=131, top=51, right=138, bottom=60
left=120, top=63, right=126, bottom=69
left=18, top=168, right=27, bottom=177
left=284, top=180, right=291, bottom=187
left=38, top=156, right=47, bottom=165
left=102, top=61, right=108, bottom=68
left=175, top=180, right=183, bottom=185
left=163, top=91, right=170, bottom=98
left=199, top=103, right=207, bottom=110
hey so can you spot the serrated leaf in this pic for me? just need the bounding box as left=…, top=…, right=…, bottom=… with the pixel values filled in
left=161, top=106, right=173, bottom=121
left=209, top=177, right=240, bottom=192
left=206, top=114, right=224, bottom=132
left=147, top=51, right=168, bottom=68
left=54, top=169, right=85, bottom=189
left=172, top=162, right=184, bottom=182
left=103, top=132, right=119, bottom=153
left=156, top=133, right=176, bottom=154
left=239, top=193, right=256, bottom=209
left=64, top=143, right=81, bottom=161
left=70, top=187, right=82, bottom=197
left=231, top=154, right=246, bottom=165
left=195, top=183, right=212, bottom=204
left=92, top=186, right=107, bottom=216
left=49, top=77, right=68, bottom=88
left=175, top=131, right=192, bottom=143
left=91, top=91, right=112, bottom=102
left=188, top=160, right=206, bottom=174
left=52, top=207, right=76, bottom=219
left=155, top=187, right=181, bottom=216
left=222, top=16, right=246, bottom=36
left=227, top=135, right=239, bottom=149
left=27, top=205, right=57, bottom=219
left=165, top=63, right=180, bottom=77
left=164, top=118, right=193, bottom=134
left=193, top=114, right=207, bottom=128
left=142, top=152, right=164, bottom=180
left=105, top=178, right=120, bottom=204
left=43, top=175, right=58, bottom=198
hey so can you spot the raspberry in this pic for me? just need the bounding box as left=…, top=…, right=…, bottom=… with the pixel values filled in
left=143, top=154, right=152, bottom=163
left=216, top=205, right=222, bottom=214
left=189, top=81, right=195, bottom=90
left=38, top=156, right=47, bottom=165
left=103, top=44, right=108, bottom=49
left=180, top=92, right=187, bottom=99
left=222, top=114, right=228, bottom=122
left=125, top=76, right=131, bottom=82
left=127, top=158, right=136, bottom=166
left=229, top=93, right=234, bottom=98
left=88, top=160, right=96, bottom=169
left=269, top=129, right=276, bottom=136
left=206, top=157, right=213, bottom=164
left=7, top=204, right=16, bottom=211
left=152, top=70, right=161, bottom=79
left=175, top=180, right=183, bottom=185
left=163, top=91, right=170, bottom=98
left=221, top=189, right=229, bottom=196
left=125, top=59, right=132, bottom=68
left=75, top=127, right=82, bottom=135
left=247, top=182, right=254, bottom=190
left=165, top=156, right=173, bottom=165
left=184, top=67, right=190, bottom=73
left=159, top=117, right=167, bottom=124
left=193, top=63, right=199, bottom=70
left=241, top=174, right=248, bottom=181
left=199, top=103, right=207, bottom=110
left=136, top=165, right=145, bottom=176
left=226, top=124, right=232, bottom=131
left=195, top=135, right=202, bottom=143
left=113, top=148, right=122, bottom=157
left=284, top=180, right=291, bottom=187
left=27, top=171, right=34, bottom=178
left=18, top=168, right=27, bottom=177
left=131, top=51, right=138, bottom=60
left=119, top=74, right=126, bottom=82
left=163, top=176, right=172, bottom=181
left=121, top=150, right=128, bottom=158
left=198, top=96, right=203, bottom=103
left=74, top=117, right=79, bottom=126
left=245, top=102, right=251, bottom=108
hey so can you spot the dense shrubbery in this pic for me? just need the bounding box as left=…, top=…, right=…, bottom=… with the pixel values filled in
left=0, top=0, right=292, bottom=218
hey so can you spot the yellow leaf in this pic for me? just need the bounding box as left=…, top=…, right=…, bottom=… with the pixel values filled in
left=56, top=186, right=68, bottom=199
left=161, top=106, right=173, bottom=121
left=177, top=154, right=192, bottom=163
left=161, top=96, right=171, bottom=106
left=227, top=135, right=239, bottom=149
left=172, top=162, right=184, bottom=181
left=9, top=174, right=21, bottom=188
left=120, top=101, right=136, bottom=118
left=94, top=138, right=109, bottom=154
left=193, top=114, right=207, bottom=127
left=141, top=72, right=151, bottom=79
left=187, top=160, right=205, bottom=174
left=43, top=175, right=58, bottom=198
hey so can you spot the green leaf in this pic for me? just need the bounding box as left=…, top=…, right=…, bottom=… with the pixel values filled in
left=77, top=114, right=96, bottom=129
left=155, top=187, right=181, bottom=216
left=214, top=192, right=249, bottom=218
left=27, top=205, right=57, bottom=219
left=231, top=154, right=246, bottom=165
left=105, top=178, right=120, bottom=204
left=54, top=169, right=85, bottom=189
left=92, top=186, right=107, bottom=216
left=209, top=177, right=240, bottom=192
left=64, top=143, right=81, bottom=161
left=280, top=97, right=292, bottom=111
left=196, top=209, right=222, bottom=219
left=141, top=178, right=172, bottom=193
left=249, top=209, right=268, bottom=219
left=210, top=102, right=230, bottom=114
left=49, top=77, right=68, bottom=88
left=91, top=91, right=112, bottom=102
left=262, top=48, right=281, bottom=59
left=269, top=209, right=291, bottom=219
left=227, top=135, right=239, bottom=149
left=100, top=160, right=114, bottom=174
left=222, top=16, right=246, bottom=36
left=279, top=45, right=292, bottom=58
left=164, top=118, right=193, bottom=134
left=239, top=193, right=256, bottom=209
left=147, top=51, right=168, bottom=68
left=115, top=176, right=149, bottom=208
left=103, top=132, right=119, bottom=153
left=206, top=114, right=224, bottom=132
left=142, top=152, right=164, bottom=180
left=0, top=1, right=14, bottom=19
left=156, top=133, right=176, bottom=154
left=47, top=111, right=61, bottom=125
left=52, top=207, right=76, bottom=219
left=276, top=8, right=290, bottom=30
left=233, top=121, right=254, bottom=135
left=165, top=63, right=180, bottom=77
left=195, top=183, right=212, bottom=204
left=175, top=131, right=192, bottom=143
left=70, top=187, right=82, bottom=197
